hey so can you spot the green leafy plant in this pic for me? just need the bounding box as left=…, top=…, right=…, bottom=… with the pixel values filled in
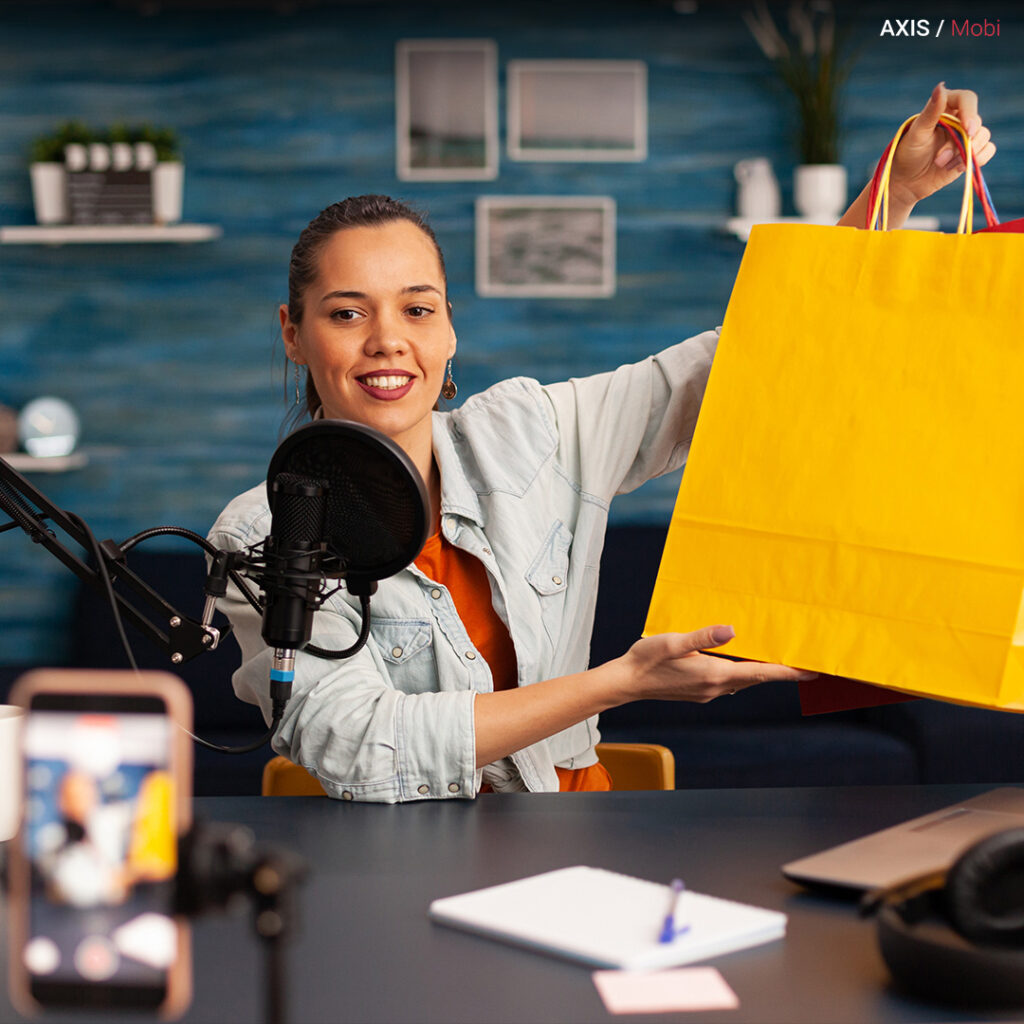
left=744, top=1, right=854, bottom=165
left=107, top=121, right=133, bottom=145
left=134, top=124, right=181, bottom=162
left=29, top=120, right=92, bottom=163
left=29, top=121, right=182, bottom=163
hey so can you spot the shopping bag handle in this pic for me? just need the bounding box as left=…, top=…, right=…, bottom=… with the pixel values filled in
left=866, top=113, right=997, bottom=233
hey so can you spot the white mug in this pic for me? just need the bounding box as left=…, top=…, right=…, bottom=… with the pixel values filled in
left=0, top=704, right=25, bottom=842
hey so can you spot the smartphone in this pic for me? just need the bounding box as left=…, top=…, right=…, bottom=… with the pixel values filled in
left=8, top=670, right=192, bottom=1018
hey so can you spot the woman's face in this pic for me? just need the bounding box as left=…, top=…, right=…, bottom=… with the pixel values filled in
left=282, top=220, right=456, bottom=456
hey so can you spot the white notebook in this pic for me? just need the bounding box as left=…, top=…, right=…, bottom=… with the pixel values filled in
left=428, top=865, right=787, bottom=971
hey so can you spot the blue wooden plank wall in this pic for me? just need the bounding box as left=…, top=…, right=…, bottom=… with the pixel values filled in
left=1, top=0, right=1021, bottom=664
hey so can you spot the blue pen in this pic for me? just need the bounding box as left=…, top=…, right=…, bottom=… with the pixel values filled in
left=659, top=878, right=690, bottom=943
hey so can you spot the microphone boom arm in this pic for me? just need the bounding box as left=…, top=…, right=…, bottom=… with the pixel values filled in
left=0, top=454, right=224, bottom=665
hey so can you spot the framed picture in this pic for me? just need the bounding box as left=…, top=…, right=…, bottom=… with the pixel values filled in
left=475, top=196, right=616, bottom=298
left=395, top=39, right=499, bottom=181
left=507, top=60, right=647, bottom=162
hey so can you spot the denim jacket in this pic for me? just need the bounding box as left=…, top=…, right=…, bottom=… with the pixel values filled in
left=208, top=329, right=719, bottom=802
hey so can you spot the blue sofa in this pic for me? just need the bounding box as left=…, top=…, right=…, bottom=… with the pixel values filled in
left=2, top=526, right=1022, bottom=795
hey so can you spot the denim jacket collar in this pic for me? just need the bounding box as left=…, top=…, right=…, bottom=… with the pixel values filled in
left=432, top=411, right=485, bottom=527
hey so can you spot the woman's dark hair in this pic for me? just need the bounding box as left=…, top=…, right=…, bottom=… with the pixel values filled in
left=284, top=195, right=449, bottom=423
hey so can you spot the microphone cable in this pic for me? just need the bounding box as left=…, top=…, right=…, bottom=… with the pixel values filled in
left=119, top=525, right=262, bottom=613
left=118, top=526, right=374, bottom=744
left=95, top=523, right=281, bottom=755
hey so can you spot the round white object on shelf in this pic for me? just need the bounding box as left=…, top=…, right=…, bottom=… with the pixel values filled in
left=17, top=396, right=81, bottom=458
left=63, top=143, right=88, bottom=172
left=134, top=141, right=157, bottom=171
left=88, top=143, right=111, bottom=172
left=111, top=142, right=134, bottom=171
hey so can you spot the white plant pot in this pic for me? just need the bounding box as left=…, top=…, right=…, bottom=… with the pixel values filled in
left=134, top=141, right=157, bottom=171
left=63, top=143, right=88, bottom=172
left=88, top=142, right=111, bottom=171
left=29, top=162, right=68, bottom=224
left=152, top=161, right=184, bottom=224
left=794, top=164, right=848, bottom=222
left=111, top=142, right=134, bottom=171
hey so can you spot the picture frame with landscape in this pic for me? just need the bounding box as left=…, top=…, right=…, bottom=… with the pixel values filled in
left=507, top=60, right=647, bottom=162
left=395, top=39, right=498, bottom=181
left=475, top=196, right=616, bottom=298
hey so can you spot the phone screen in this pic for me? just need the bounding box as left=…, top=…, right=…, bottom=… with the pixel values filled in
left=20, top=694, right=179, bottom=1010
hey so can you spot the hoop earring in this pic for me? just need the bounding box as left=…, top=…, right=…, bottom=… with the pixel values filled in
left=441, top=359, right=457, bottom=401
left=293, top=363, right=302, bottom=406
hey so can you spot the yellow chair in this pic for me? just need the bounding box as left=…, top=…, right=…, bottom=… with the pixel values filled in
left=595, top=742, right=675, bottom=791
left=262, top=755, right=329, bottom=796
left=262, top=742, right=675, bottom=796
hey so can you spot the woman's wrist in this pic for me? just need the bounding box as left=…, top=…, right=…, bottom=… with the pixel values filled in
left=606, top=649, right=647, bottom=702
left=837, top=179, right=916, bottom=232
left=885, top=182, right=918, bottom=227
left=472, top=659, right=632, bottom=768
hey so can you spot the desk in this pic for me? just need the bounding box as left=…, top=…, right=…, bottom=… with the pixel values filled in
left=2, top=784, right=1020, bottom=1023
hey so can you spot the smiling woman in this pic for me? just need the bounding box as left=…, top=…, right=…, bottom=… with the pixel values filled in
left=208, top=88, right=994, bottom=802
left=208, top=193, right=815, bottom=801
left=280, top=207, right=456, bottom=514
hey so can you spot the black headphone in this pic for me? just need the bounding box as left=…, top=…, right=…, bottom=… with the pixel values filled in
left=864, top=827, right=1024, bottom=1007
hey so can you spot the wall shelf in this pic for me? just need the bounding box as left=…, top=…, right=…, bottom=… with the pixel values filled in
left=0, top=223, right=222, bottom=245
left=2, top=452, right=88, bottom=472
left=725, top=215, right=941, bottom=241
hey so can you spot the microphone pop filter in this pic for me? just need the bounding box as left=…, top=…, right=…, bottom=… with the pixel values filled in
left=266, top=420, right=430, bottom=588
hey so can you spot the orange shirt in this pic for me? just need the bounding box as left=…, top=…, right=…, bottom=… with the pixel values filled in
left=415, top=530, right=517, bottom=692
left=414, top=531, right=611, bottom=792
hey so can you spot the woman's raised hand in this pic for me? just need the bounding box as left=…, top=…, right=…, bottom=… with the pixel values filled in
left=620, top=625, right=817, bottom=703
left=889, top=82, right=996, bottom=209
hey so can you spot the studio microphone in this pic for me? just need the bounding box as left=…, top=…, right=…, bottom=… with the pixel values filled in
left=0, top=418, right=430, bottom=756
left=259, top=471, right=328, bottom=721
left=261, top=472, right=327, bottom=652
left=237, top=419, right=430, bottom=721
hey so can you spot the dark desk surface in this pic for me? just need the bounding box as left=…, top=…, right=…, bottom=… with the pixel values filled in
left=3, top=784, right=1022, bottom=1023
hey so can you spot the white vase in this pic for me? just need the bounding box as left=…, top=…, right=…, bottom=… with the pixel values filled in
left=794, top=164, right=848, bottom=222
left=29, top=162, right=67, bottom=224
left=734, top=158, right=781, bottom=220
left=152, top=162, right=184, bottom=224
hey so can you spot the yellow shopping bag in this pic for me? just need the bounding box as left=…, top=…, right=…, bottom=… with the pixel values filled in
left=645, top=115, right=1024, bottom=711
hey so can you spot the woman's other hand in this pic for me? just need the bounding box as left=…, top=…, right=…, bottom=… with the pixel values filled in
left=620, top=625, right=817, bottom=703
left=889, top=82, right=996, bottom=209
left=474, top=624, right=818, bottom=767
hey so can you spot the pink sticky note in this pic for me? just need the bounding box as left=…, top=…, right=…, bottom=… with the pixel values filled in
left=592, top=967, right=740, bottom=1014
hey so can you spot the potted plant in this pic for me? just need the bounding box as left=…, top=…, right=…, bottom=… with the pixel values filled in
left=28, top=121, right=184, bottom=226
left=136, top=124, right=184, bottom=224
left=744, top=1, right=854, bottom=221
left=107, top=122, right=136, bottom=172
left=28, top=120, right=92, bottom=224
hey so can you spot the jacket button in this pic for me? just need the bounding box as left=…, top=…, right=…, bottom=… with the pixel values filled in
left=448, top=782, right=460, bottom=793
left=430, top=588, right=442, bottom=599
left=552, top=575, right=563, bottom=586
left=341, top=791, right=354, bottom=801
left=391, top=646, right=403, bottom=658
left=417, top=784, right=430, bottom=795
left=465, top=651, right=476, bottom=660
